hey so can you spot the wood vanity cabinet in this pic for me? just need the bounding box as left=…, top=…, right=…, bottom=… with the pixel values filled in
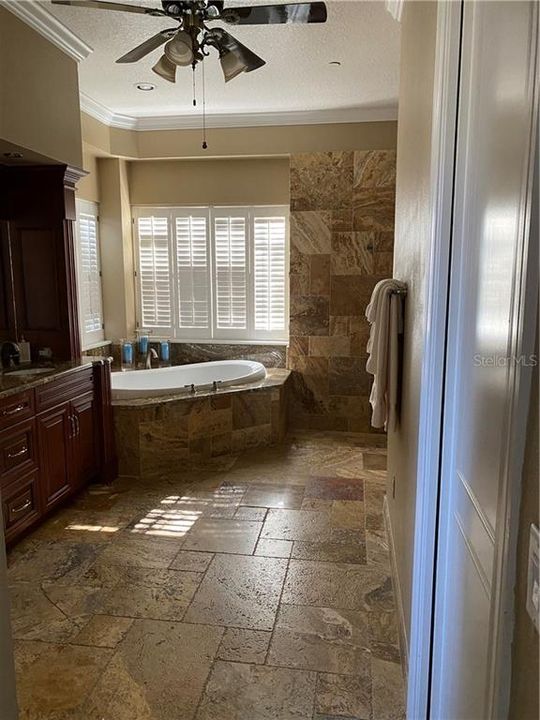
left=0, top=363, right=116, bottom=545
left=0, top=164, right=84, bottom=358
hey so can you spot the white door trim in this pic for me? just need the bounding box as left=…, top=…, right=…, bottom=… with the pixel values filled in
left=405, top=1, right=463, bottom=716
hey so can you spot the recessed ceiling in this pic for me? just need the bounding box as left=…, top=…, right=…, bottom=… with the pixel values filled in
left=47, top=0, right=400, bottom=122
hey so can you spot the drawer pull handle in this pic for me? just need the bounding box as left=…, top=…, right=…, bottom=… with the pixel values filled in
left=7, top=446, right=28, bottom=459
left=11, top=499, right=31, bottom=514
left=2, top=403, right=25, bottom=416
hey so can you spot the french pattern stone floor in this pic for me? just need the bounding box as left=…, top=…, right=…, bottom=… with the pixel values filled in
left=7, top=432, right=406, bottom=720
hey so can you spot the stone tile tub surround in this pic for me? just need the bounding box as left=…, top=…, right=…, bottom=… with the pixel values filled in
left=113, top=369, right=290, bottom=476
left=288, top=150, right=397, bottom=433
left=8, top=431, right=405, bottom=720
left=110, top=341, right=286, bottom=370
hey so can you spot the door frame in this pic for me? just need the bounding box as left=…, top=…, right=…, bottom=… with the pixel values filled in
left=406, top=1, right=539, bottom=718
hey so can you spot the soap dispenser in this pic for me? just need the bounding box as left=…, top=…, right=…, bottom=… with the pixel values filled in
left=18, top=336, right=31, bottom=364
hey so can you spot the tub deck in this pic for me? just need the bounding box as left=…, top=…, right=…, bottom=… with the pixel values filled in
left=113, top=369, right=291, bottom=477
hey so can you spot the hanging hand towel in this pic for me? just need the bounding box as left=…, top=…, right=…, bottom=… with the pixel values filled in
left=365, top=278, right=407, bottom=429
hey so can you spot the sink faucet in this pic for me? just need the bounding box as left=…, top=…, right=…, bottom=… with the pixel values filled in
left=1, top=342, right=20, bottom=370
left=145, top=347, right=158, bottom=369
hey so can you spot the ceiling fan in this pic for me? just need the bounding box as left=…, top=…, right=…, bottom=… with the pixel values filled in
left=51, top=0, right=328, bottom=83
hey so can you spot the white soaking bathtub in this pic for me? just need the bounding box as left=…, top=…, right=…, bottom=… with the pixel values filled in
left=111, top=359, right=266, bottom=399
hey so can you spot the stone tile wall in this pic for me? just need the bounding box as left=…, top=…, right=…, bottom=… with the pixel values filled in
left=287, top=151, right=396, bottom=433
left=113, top=375, right=290, bottom=478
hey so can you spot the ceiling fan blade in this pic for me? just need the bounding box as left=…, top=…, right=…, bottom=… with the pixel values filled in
left=220, top=2, right=327, bottom=25
left=116, top=29, right=176, bottom=63
left=51, top=1, right=165, bottom=16
left=152, top=54, right=177, bottom=82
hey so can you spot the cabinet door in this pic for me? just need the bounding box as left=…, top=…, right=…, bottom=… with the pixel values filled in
left=37, top=403, right=73, bottom=510
left=71, top=392, right=98, bottom=490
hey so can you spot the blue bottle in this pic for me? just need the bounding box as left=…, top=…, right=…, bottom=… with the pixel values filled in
left=160, top=340, right=170, bottom=363
left=138, top=334, right=148, bottom=354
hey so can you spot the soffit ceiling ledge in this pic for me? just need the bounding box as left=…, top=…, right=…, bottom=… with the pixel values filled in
left=0, top=0, right=93, bottom=62
left=80, top=92, right=398, bottom=132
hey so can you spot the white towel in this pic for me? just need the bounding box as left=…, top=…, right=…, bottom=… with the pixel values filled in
left=365, top=278, right=407, bottom=429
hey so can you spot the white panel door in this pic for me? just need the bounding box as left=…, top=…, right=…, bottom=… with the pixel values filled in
left=431, top=2, right=538, bottom=718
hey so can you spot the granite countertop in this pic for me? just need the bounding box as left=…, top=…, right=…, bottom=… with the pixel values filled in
left=112, top=367, right=291, bottom=408
left=0, top=356, right=111, bottom=401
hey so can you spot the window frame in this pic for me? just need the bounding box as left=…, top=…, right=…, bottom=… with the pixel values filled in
left=74, top=199, right=105, bottom=350
left=132, top=204, right=289, bottom=344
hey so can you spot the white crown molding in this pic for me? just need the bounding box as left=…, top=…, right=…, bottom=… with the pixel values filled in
left=80, top=93, right=398, bottom=131
left=1, top=0, right=93, bottom=62
left=386, top=0, right=404, bottom=23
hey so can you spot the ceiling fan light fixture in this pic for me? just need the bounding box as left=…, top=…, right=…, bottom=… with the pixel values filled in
left=219, top=49, right=248, bottom=82
left=164, top=31, right=194, bottom=67
left=152, top=54, right=177, bottom=82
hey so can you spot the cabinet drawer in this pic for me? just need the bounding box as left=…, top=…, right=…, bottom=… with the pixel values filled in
left=0, top=419, right=37, bottom=483
left=36, top=368, right=93, bottom=413
left=2, top=470, right=40, bottom=543
left=0, top=390, right=35, bottom=432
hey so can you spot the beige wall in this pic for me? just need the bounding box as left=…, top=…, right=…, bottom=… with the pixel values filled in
left=0, top=8, right=82, bottom=168
left=129, top=157, right=289, bottom=206
left=78, top=144, right=101, bottom=203
left=98, top=157, right=136, bottom=341
left=82, top=112, right=397, bottom=160
left=386, top=0, right=438, bottom=649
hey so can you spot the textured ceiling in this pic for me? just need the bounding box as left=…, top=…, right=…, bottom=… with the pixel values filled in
left=48, top=0, right=400, bottom=119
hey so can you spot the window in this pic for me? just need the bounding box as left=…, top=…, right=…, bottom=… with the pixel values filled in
left=75, top=200, right=104, bottom=349
left=133, top=206, right=289, bottom=342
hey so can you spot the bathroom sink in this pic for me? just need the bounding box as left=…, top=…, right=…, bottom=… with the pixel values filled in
left=7, top=368, right=54, bottom=377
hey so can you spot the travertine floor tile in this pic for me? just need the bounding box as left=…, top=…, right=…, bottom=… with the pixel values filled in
left=291, top=540, right=366, bottom=564
left=98, top=533, right=185, bottom=569
left=184, top=554, right=287, bottom=630
left=255, top=538, right=293, bottom=558
left=217, top=627, right=271, bottom=664
left=282, top=560, right=391, bottom=611
left=330, top=500, right=365, bottom=529
left=262, top=509, right=334, bottom=543
left=182, top=518, right=262, bottom=554
left=195, top=661, right=317, bottom=720
left=240, top=484, right=305, bottom=509
left=305, top=477, right=364, bottom=501
left=73, top=615, right=134, bottom=648
left=7, top=540, right=104, bottom=583
left=14, top=641, right=113, bottom=720
left=372, top=658, right=406, bottom=720
left=9, top=431, right=404, bottom=720
left=170, top=549, right=214, bottom=572
left=83, top=620, right=223, bottom=720
left=9, top=583, right=84, bottom=643
left=234, top=505, right=268, bottom=521
left=316, top=670, right=372, bottom=719
left=267, top=604, right=370, bottom=675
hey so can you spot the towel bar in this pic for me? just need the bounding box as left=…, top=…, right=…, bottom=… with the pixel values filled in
left=390, top=288, right=408, bottom=296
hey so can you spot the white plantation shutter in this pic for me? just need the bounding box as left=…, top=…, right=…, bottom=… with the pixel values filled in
left=253, top=214, right=287, bottom=335
left=132, top=205, right=289, bottom=342
left=214, top=211, right=248, bottom=333
left=175, top=212, right=210, bottom=332
left=75, top=200, right=104, bottom=348
left=137, top=214, right=172, bottom=333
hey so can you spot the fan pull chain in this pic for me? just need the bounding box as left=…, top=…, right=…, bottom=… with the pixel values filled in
left=202, top=60, right=208, bottom=150
left=192, top=64, right=197, bottom=107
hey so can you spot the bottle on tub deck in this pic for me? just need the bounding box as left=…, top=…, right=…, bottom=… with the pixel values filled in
left=137, top=333, right=149, bottom=355
left=160, top=340, right=170, bottom=364
left=120, top=339, right=134, bottom=372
